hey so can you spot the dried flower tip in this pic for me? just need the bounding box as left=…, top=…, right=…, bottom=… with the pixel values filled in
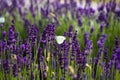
left=60, top=0, right=64, bottom=3
left=49, top=13, right=55, bottom=17
left=52, top=72, right=55, bottom=76
left=46, top=52, right=50, bottom=62
left=68, top=66, right=75, bottom=74
left=14, top=54, right=17, bottom=59
left=86, top=63, right=92, bottom=70
left=46, top=66, right=49, bottom=72
left=11, top=54, right=17, bottom=60
left=74, top=0, right=79, bottom=3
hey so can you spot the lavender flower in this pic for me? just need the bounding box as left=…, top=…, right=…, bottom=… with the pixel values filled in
left=28, top=24, right=39, bottom=45
left=59, top=40, right=69, bottom=76
left=117, top=63, right=120, bottom=71
left=114, top=37, right=119, bottom=48
left=20, top=44, right=26, bottom=52
left=0, top=38, right=7, bottom=51
left=97, top=11, right=107, bottom=23
left=78, top=17, right=82, bottom=26
left=90, top=26, right=94, bottom=34
left=98, top=4, right=105, bottom=12
left=2, top=31, right=6, bottom=39
left=25, top=41, right=31, bottom=54
left=41, top=8, right=49, bottom=18
left=68, top=25, right=73, bottom=38
left=115, top=9, right=120, bottom=21
left=17, top=55, right=23, bottom=72
left=3, top=60, right=10, bottom=74
left=93, top=49, right=103, bottom=79
left=38, top=47, right=43, bottom=70
left=8, top=24, right=16, bottom=44
left=41, top=23, right=55, bottom=45
left=76, top=7, right=84, bottom=17
left=12, top=63, right=18, bottom=77
left=84, top=32, right=89, bottom=46
left=43, top=68, right=47, bottom=80
left=100, top=24, right=104, bottom=32
left=110, top=1, right=116, bottom=12
left=97, top=34, right=107, bottom=48
left=106, top=3, right=111, bottom=13
left=30, top=71, right=34, bottom=80
left=29, top=3, right=36, bottom=18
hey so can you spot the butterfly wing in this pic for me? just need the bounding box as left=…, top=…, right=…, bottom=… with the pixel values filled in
left=0, top=17, right=5, bottom=23
left=55, top=36, right=66, bottom=44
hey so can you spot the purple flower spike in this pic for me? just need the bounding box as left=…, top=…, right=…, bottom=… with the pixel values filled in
left=21, top=44, right=26, bottom=52
left=97, top=34, right=107, bottom=48
left=2, top=31, right=6, bottom=39
left=38, top=47, right=43, bottom=68
left=3, top=60, right=10, bottom=74
left=25, top=42, right=31, bottom=54
left=41, top=23, right=55, bottom=45
left=100, top=24, right=104, bottom=32
left=30, top=71, right=34, bottom=80
left=8, top=24, right=16, bottom=44
left=78, top=17, right=82, bottom=26
left=68, top=25, right=73, bottom=38
left=117, top=63, right=120, bottom=71
left=12, top=64, right=18, bottom=77
left=90, top=26, right=94, bottom=34
left=97, top=12, right=107, bottom=23
left=28, top=24, right=39, bottom=45
left=98, top=4, right=105, bottom=12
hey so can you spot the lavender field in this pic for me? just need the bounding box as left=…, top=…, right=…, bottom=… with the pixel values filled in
left=0, top=0, right=120, bottom=80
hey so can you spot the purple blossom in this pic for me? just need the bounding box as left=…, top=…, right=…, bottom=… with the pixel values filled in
left=12, top=64, right=18, bottom=77
left=17, top=55, right=23, bottom=72
left=41, top=8, right=49, bottom=18
left=30, top=71, right=34, bottom=80
left=0, top=39, right=7, bottom=51
left=43, top=68, right=47, bottom=80
left=98, top=4, right=105, bottom=11
left=106, top=3, right=111, bottom=13
left=109, top=1, right=116, bottom=12
left=115, top=9, right=120, bottom=21
left=20, top=44, right=26, bottom=52
left=29, top=3, right=36, bottom=18
left=97, top=34, right=107, bottom=48
left=67, top=25, right=74, bottom=38
left=90, top=26, right=94, bottom=33
left=41, top=23, right=55, bottom=45
left=25, top=41, right=31, bottom=54
left=78, top=17, right=82, bottom=26
left=84, top=32, right=89, bottom=46
left=76, top=7, right=84, bottom=17
left=28, top=24, right=39, bottom=45
left=38, top=47, right=43, bottom=70
left=59, top=40, right=69, bottom=74
left=117, top=63, right=120, bottom=71
left=2, top=31, right=6, bottom=39
left=97, top=11, right=107, bottom=23
left=93, top=49, right=103, bottom=78
left=8, top=24, right=16, bottom=44
left=3, top=60, right=10, bottom=74
left=100, top=24, right=104, bottom=32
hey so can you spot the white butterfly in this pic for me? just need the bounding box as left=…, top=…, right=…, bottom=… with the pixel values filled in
left=0, top=17, right=5, bottom=23
left=55, top=36, right=66, bottom=44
